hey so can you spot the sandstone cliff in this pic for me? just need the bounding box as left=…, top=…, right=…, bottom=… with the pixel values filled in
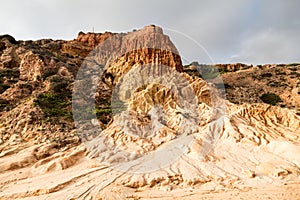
left=0, top=26, right=299, bottom=199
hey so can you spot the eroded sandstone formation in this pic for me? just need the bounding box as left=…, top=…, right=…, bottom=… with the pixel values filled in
left=0, top=26, right=299, bottom=199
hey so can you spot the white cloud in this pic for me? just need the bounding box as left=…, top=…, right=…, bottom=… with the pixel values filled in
left=0, top=0, right=299, bottom=64
left=230, top=28, right=300, bottom=64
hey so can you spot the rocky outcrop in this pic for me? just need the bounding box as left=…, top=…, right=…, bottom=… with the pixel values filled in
left=0, top=34, right=18, bottom=45
left=76, top=31, right=115, bottom=47
left=216, top=63, right=252, bottom=72
left=61, top=32, right=115, bottom=58
left=0, top=47, right=20, bottom=69
left=105, top=25, right=183, bottom=80
left=19, top=51, right=68, bottom=81
left=76, top=25, right=183, bottom=85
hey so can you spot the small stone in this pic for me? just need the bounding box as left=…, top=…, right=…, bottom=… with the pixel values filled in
left=91, top=119, right=99, bottom=126
left=244, top=170, right=255, bottom=178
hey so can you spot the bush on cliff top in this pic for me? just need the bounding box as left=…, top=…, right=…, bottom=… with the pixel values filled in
left=260, top=93, right=282, bottom=105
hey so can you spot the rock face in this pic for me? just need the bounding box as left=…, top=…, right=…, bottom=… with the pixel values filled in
left=0, top=26, right=300, bottom=199
left=216, top=63, right=252, bottom=72
left=78, top=25, right=183, bottom=85
left=61, top=32, right=115, bottom=57
left=63, top=25, right=183, bottom=86
left=76, top=31, right=115, bottom=47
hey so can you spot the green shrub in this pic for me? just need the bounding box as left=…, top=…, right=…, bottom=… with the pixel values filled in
left=94, top=107, right=112, bottom=124
left=19, top=82, right=33, bottom=90
left=268, top=81, right=287, bottom=87
left=202, top=71, right=221, bottom=79
left=197, top=64, right=221, bottom=79
left=41, top=70, right=57, bottom=81
left=261, top=73, right=273, bottom=78
left=214, top=83, right=231, bottom=89
left=47, top=75, right=69, bottom=92
left=94, top=108, right=112, bottom=115
left=287, top=63, right=300, bottom=67
left=260, top=93, right=282, bottom=105
left=288, top=67, right=298, bottom=72
left=290, top=71, right=300, bottom=76
left=0, top=69, right=20, bottom=78
left=0, top=98, right=8, bottom=111
left=34, top=92, right=72, bottom=121
left=0, top=83, right=10, bottom=94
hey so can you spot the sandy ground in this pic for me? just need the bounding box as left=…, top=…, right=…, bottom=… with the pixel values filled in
left=0, top=140, right=299, bottom=200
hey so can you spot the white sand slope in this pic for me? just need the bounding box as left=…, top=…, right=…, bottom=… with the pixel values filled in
left=0, top=100, right=299, bottom=199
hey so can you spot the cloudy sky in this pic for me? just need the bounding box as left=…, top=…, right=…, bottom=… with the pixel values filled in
left=1, top=0, right=299, bottom=64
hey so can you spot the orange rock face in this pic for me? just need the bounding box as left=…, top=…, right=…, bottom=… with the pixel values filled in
left=76, top=31, right=115, bottom=47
